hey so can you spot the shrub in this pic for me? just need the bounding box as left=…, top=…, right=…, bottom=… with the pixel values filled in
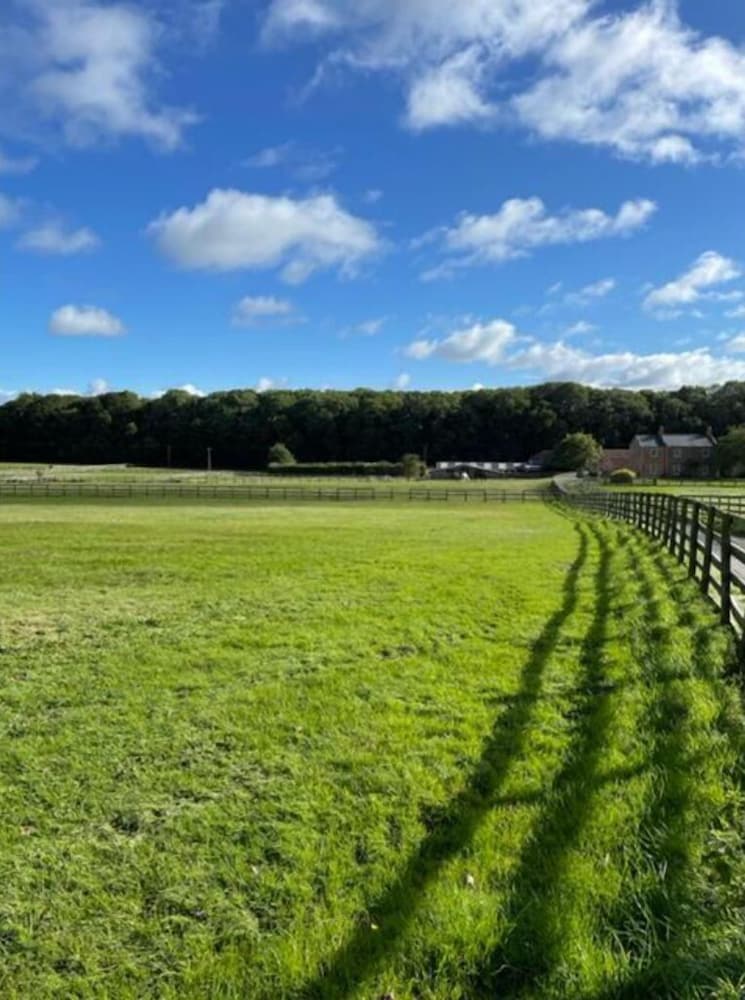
left=267, top=442, right=295, bottom=466
left=609, top=468, right=637, bottom=485
left=401, top=453, right=425, bottom=480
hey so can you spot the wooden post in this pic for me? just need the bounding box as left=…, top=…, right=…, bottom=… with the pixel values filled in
left=688, top=501, right=700, bottom=578
left=665, top=496, right=678, bottom=552
left=677, top=498, right=688, bottom=562
left=721, top=512, right=733, bottom=626
left=701, top=505, right=715, bottom=596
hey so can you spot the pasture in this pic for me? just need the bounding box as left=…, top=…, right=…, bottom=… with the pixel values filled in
left=1, top=500, right=745, bottom=998
left=0, top=462, right=553, bottom=493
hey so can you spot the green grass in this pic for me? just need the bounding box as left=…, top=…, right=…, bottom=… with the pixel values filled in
left=1, top=501, right=745, bottom=998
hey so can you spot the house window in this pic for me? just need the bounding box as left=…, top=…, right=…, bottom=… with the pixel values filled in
left=649, top=448, right=659, bottom=458
left=672, top=463, right=681, bottom=476
left=673, top=448, right=682, bottom=458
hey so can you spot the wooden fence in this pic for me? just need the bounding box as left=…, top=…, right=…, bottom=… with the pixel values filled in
left=0, top=481, right=549, bottom=504
left=559, top=486, right=745, bottom=633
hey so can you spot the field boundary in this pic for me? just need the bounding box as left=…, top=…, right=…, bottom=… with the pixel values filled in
left=0, top=480, right=549, bottom=504
left=557, top=482, right=745, bottom=636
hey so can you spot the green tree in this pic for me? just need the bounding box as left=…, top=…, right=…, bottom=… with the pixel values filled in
left=401, top=453, right=425, bottom=479
left=552, top=432, right=602, bottom=472
left=268, top=442, right=296, bottom=466
left=716, top=426, right=745, bottom=477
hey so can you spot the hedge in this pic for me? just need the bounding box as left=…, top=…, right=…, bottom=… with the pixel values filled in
left=268, top=461, right=403, bottom=477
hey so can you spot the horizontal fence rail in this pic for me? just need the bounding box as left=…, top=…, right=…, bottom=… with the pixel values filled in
left=558, top=485, right=745, bottom=635
left=0, top=481, right=549, bottom=504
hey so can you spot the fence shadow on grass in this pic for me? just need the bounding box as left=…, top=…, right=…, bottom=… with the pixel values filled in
left=290, top=523, right=591, bottom=1000
left=590, top=530, right=745, bottom=999
left=462, top=521, right=614, bottom=997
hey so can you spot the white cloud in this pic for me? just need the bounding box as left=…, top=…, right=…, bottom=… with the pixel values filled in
left=644, top=251, right=741, bottom=314
left=262, top=0, right=745, bottom=163
left=726, top=334, right=745, bottom=354
left=149, top=188, right=381, bottom=283
left=514, top=3, right=745, bottom=164
left=727, top=305, right=745, bottom=320
left=0, top=389, right=17, bottom=405
left=344, top=316, right=386, bottom=337
left=565, top=321, right=596, bottom=336
left=404, top=319, right=517, bottom=363
left=177, top=383, right=205, bottom=397
left=406, top=48, right=493, bottom=130
left=421, top=197, right=654, bottom=276
left=243, top=141, right=340, bottom=181
left=232, top=295, right=297, bottom=326
left=256, top=376, right=288, bottom=392
left=363, top=188, right=383, bottom=204
left=1, top=0, right=197, bottom=150
left=49, top=304, right=125, bottom=336
left=564, top=277, right=616, bottom=307
left=404, top=314, right=745, bottom=388
left=0, top=148, right=38, bottom=174
left=88, top=377, right=109, bottom=395
left=394, top=372, right=411, bottom=389
left=19, top=221, right=100, bottom=254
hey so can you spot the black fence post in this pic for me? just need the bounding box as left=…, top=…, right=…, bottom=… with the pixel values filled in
left=688, top=501, right=700, bottom=578
left=701, top=506, right=715, bottom=597
left=721, top=512, right=733, bottom=627
left=677, top=498, right=688, bottom=563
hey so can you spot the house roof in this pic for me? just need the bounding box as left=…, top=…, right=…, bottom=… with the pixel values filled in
left=633, top=433, right=714, bottom=449
left=661, top=433, right=714, bottom=448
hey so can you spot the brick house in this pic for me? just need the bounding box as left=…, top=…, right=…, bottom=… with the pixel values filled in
left=599, top=448, right=634, bottom=474
left=628, top=429, right=716, bottom=478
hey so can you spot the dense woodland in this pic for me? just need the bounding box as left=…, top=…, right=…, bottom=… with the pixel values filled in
left=2, top=382, right=745, bottom=469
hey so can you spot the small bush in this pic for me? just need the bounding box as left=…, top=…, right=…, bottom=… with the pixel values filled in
left=267, top=443, right=296, bottom=466
left=401, top=453, right=425, bottom=480
left=609, top=468, right=637, bottom=485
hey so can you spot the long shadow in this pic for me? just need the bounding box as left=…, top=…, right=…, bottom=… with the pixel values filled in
left=291, top=523, right=591, bottom=999
left=592, top=530, right=740, bottom=998
left=464, top=522, right=615, bottom=996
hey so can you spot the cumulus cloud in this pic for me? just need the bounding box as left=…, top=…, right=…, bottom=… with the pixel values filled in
left=148, top=188, right=381, bottom=283
left=644, top=251, right=741, bottom=315
left=405, top=319, right=518, bottom=363
left=232, top=295, right=297, bottom=326
left=420, top=197, right=654, bottom=277
left=0, top=0, right=197, bottom=150
left=19, top=221, right=100, bottom=254
left=49, top=304, right=125, bottom=336
left=394, top=372, right=411, bottom=389
left=403, top=315, right=745, bottom=388
left=0, top=389, right=17, bottom=405
left=262, top=0, right=745, bottom=163
left=406, top=48, right=493, bottom=130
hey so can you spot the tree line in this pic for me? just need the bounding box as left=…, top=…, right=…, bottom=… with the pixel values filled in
left=3, top=382, right=745, bottom=469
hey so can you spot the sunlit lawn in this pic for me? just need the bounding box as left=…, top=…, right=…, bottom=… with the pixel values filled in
left=1, top=501, right=744, bottom=998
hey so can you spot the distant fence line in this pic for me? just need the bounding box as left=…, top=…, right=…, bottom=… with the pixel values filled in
left=559, top=485, right=745, bottom=635
left=0, top=481, right=549, bottom=504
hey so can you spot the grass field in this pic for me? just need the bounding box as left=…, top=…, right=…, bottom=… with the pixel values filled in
left=2, top=500, right=745, bottom=998
left=0, top=463, right=552, bottom=493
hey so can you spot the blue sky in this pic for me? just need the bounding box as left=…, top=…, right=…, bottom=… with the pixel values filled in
left=3, top=0, right=745, bottom=400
